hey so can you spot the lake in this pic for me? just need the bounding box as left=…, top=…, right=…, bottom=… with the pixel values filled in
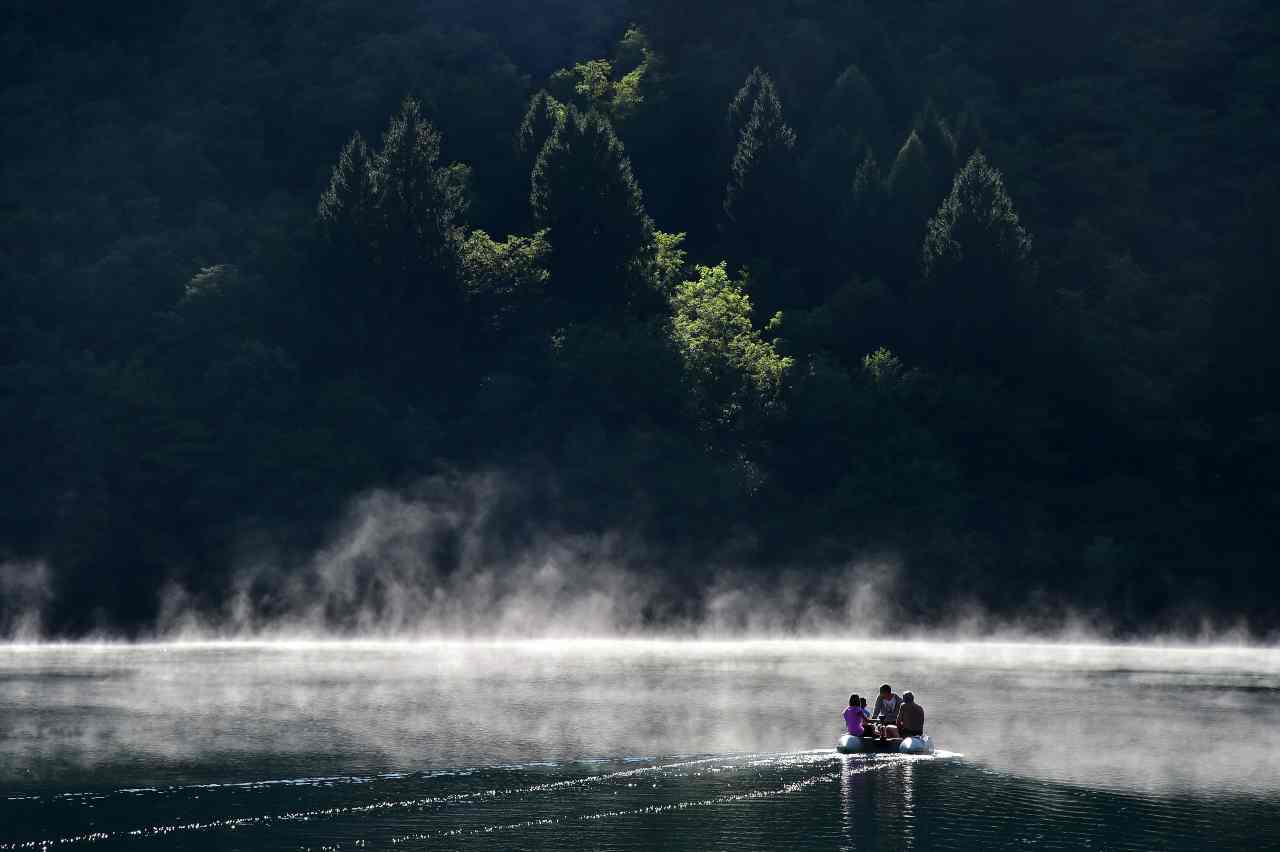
left=2, top=639, right=1278, bottom=850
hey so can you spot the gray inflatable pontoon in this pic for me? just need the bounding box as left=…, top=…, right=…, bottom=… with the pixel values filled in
left=836, top=733, right=934, bottom=755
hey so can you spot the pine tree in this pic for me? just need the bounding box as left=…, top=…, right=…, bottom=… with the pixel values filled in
left=924, top=151, right=1031, bottom=280
left=311, top=132, right=377, bottom=361
left=318, top=132, right=374, bottom=246
left=914, top=101, right=958, bottom=199
left=724, top=69, right=798, bottom=260
left=953, top=107, right=987, bottom=165
left=921, top=151, right=1034, bottom=367
left=881, top=130, right=936, bottom=279
left=726, top=66, right=768, bottom=143
left=804, top=126, right=862, bottom=233
left=313, top=98, right=472, bottom=374
left=887, top=130, right=934, bottom=223
left=373, top=97, right=470, bottom=285
left=823, top=64, right=889, bottom=157
left=806, top=66, right=889, bottom=247
left=516, top=90, right=566, bottom=161
left=531, top=107, right=655, bottom=317
left=841, top=148, right=889, bottom=274
left=852, top=149, right=887, bottom=215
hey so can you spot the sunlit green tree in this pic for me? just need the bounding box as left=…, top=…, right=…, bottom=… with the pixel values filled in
left=671, top=262, right=791, bottom=439
left=459, top=228, right=551, bottom=342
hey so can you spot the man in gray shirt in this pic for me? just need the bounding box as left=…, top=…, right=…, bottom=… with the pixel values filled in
left=872, top=683, right=901, bottom=722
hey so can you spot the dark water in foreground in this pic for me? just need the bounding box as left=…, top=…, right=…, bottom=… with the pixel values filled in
left=1, top=640, right=1277, bottom=850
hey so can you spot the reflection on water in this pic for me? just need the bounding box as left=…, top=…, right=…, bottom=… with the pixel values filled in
left=840, top=757, right=919, bottom=852
left=0, top=640, right=1278, bottom=850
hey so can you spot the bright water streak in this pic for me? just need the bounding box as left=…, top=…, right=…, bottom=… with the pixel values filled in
left=1, top=640, right=1277, bottom=850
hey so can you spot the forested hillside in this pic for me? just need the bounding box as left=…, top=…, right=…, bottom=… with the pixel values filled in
left=3, top=1, right=1278, bottom=636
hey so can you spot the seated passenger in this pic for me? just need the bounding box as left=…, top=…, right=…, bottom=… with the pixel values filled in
left=896, top=691, right=925, bottom=738
left=843, top=694, right=869, bottom=737
left=873, top=684, right=901, bottom=738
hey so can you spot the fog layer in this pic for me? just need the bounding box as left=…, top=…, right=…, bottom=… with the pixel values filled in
left=3, top=640, right=1277, bottom=797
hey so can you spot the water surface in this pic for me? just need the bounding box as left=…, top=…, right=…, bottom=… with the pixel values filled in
left=1, top=640, right=1276, bottom=849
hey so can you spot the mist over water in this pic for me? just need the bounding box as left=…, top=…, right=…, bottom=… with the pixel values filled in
left=2, top=639, right=1277, bottom=850
left=4, top=639, right=1276, bottom=795
left=2, top=476, right=1261, bottom=643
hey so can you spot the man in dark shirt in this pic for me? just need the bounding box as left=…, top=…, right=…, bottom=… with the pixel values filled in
left=896, top=691, right=925, bottom=737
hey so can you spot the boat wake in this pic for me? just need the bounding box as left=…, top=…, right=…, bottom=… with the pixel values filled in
left=0, top=750, right=930, bottom=850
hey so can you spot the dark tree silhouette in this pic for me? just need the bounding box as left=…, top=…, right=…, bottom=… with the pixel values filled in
left=922, top=151, right=1034, bottom=368
left=531, top=107, right=655, bottom=318
left=723, top=68, right=798, bottom=264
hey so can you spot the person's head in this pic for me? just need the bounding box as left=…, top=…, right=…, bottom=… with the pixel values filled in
left=860, top=697, right=867, bottom=708
left=849, top=693, right=860, bottom=707
left=880, top=684, right=892, bottom=698
left=903, top=691, right=915, bottom=704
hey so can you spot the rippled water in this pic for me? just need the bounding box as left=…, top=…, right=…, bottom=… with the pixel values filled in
left=1, top=640, right=1277, bottom=850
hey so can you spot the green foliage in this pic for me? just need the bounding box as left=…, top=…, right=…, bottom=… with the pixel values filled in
left=550, top=59, right=614, bottom=106
left=671, top=263, right=792, bottom=436
left=648, top=230, right=690, bottom=296
left=545, top=35, right=651, bottom=122
left=861, top=346, right=904, bottom=384
left=516, top=91, right=566, bottom=159
left=459, top=228, right=551, bottom=339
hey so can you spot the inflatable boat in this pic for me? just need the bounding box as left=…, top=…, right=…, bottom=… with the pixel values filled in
left=836, top=733, right=934, bottom=755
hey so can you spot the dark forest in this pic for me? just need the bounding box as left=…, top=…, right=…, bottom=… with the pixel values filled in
left=2, top=1, right=1278, bottom=636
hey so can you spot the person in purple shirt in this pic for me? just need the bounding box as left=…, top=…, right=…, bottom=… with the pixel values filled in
left=843, top=693, right=870, bottom=736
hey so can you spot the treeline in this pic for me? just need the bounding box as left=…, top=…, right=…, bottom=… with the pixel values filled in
left=2, top=1, right=1277, bottom=635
